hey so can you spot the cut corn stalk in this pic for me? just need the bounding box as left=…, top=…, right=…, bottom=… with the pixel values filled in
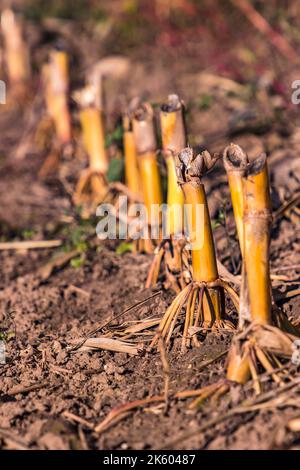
left=38, top=49, right=72, bottom=177
left=146, top=94, right=190, bottom=292
left=44, top=49, right=72, bottom=146
left=225, top=150, right=300, bottom=391
left=161, top=94, right=186, bottom=239
left=132, top=101, right=163, bottom=253
left=223, top=143, right=250, bottom=326
left=73, top=83, right=110, bottom=211
left=243, top=154, right=272, bottom=325
left=122, top=112, right=148, bottom=252
left=123, top=114, right=142, bottom=201
left=187, top=148, right=300, bottom=401
left=150, top=148, right=237, bottom=351
left=223, top=143, right=248, bottom=254
left=1, top=9, right=31, bottom=99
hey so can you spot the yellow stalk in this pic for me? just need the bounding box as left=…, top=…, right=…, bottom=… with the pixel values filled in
left=145, top=95, right=187, bottom=291
left=51, top=95, right=72, bottom=145
left=177, top=148, right=221, bottom=324
left=243, top=155, right=272, bottom=325
left=80, top=107, right=108, bottom=174
left=225, top=154, right=297, bottom=390
left=123, top=117, right=141, bottom=199
left=1, top=9, right=30, bottom=89
left=160, top=94, right=186, bottom=152
left=138, top=152, right=163, bottom=217
left=226, top=341, right=251, bottom=383
left=182, top=181, right=220, bottom=322
left=160, top=95, right=185, bottom=237
left=226, top=154, right=272, bottom=384
left=182, top=183, right=217, bottom=283
left=223, top=143, right=248, bottom=255
left=46, top=50, right=72, bottom=145
left=132, top=102, right=163, bottom=233
left=72, top=84, right=109, bottom=209
left=165, top=155, right=184, bottom=236
left=150, top=148, right=236, bottom=349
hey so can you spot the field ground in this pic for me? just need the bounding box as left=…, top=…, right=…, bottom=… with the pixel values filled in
left=1, top=1, right=300, bottom=449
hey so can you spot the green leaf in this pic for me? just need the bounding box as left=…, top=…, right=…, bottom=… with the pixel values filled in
left=70, top=256, right=85, bottom=268
left=116, top=241, right=133, bottom=255
left=198, top=94, right=213, bottom=110
left=105, top=125, right=123, bottom=148
left=22, top=230, right=35, bottom=240
left=211, top=220, right=221, bottom=230
left=107, top=158, right=124, bottom=183
left=76, top=241, right=88, bottom=253
left=6, top=331, right=15, bottom=342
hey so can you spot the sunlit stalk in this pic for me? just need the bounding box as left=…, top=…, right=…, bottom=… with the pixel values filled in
left=146, top=95, right=189, bottom=292
left=45, top=49, right=72, bottom=145
left=149, top=148, right=236, bottom=351
left=132, top=102, right=162, bottom=241
left=223, top=143, right=248, bottom=255
left=179, top=149, right=221, bottom=324
left=123, top=115, right=141, bottom=200
left=1, top=9, right=31, bottom=97
left=227, top=152, right=273, bottom=385
left=73, top=83, right=109, bottom=207
left=160, top=94, right=185, bottom=237
left=243, top=154, right=272, bottom=325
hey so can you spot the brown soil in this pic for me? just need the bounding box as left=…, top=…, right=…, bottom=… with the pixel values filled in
left=1, top=3, right=300, bottom=450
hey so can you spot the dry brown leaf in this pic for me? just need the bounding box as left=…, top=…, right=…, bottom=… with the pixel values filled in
left=253, top=325, right=295, bottom=357
left=71, top=336, right=140, bottom=356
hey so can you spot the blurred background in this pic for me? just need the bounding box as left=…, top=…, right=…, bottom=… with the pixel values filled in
left=1, top=0, right=300, bottom=136
left=1, top=0, right=300, bottom=227
left=1, top=2, right=300, bottom=452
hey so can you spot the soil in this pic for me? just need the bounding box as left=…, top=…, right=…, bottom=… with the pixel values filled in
left=1, top=2, right=300, bottom=450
